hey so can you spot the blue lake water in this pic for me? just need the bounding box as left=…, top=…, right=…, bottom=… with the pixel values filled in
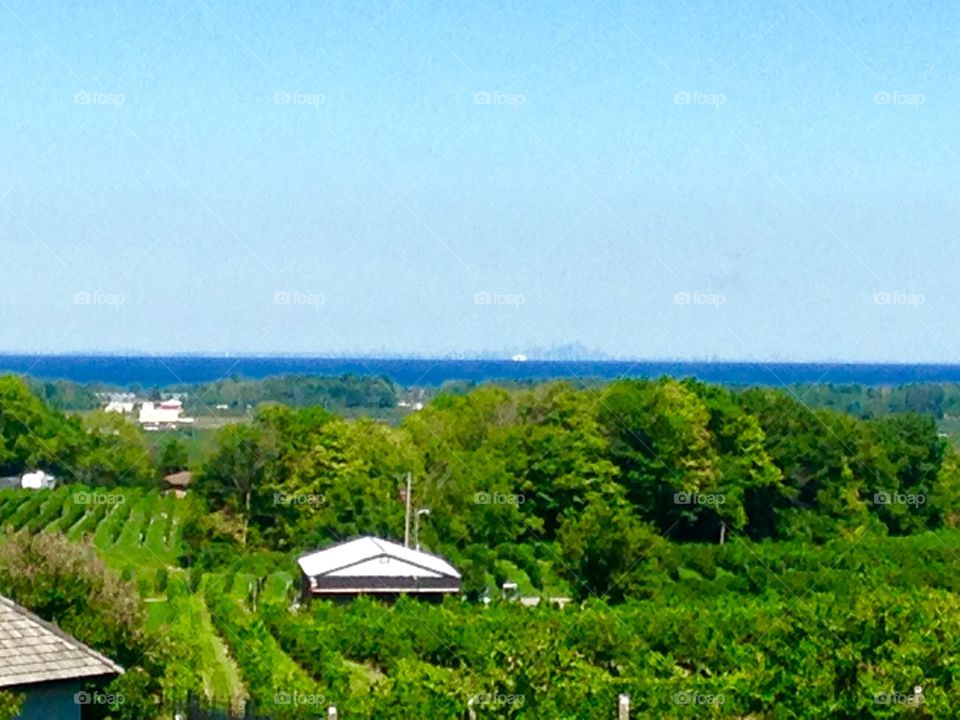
left=1, top=355, right=959, bottom=387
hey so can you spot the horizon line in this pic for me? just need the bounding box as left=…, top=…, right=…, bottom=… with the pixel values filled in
left=0, top=351, right=959, bottom=367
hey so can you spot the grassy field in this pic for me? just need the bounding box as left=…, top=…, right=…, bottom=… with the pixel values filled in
left=5, top=485, right=960, bottom=716
left=0, top=486, right=258, bottom=708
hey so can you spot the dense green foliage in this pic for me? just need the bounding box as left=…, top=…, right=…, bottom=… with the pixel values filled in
left=32, top=374, right=401, bottom=415
left=796, top=381, right=960, bottom=419
left=173, top=374, right=400, bottom=413
left=0, top=531, right=165, bottom=719
left=0, top=374, right=959, bottom=717
left=0, top=377, right=154, bottom=484
left=192, top=378, right=960, bottom=601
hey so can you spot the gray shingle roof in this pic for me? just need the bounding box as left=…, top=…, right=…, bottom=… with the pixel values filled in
left=0, top=596, right=123, bottom=689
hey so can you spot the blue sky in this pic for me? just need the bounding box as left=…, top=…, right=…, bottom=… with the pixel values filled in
left=1, top=0, right=959, bottom=360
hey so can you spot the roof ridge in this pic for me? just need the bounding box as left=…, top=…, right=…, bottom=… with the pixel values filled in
left=0, top=596, right=124, bottom=676
left=367, top=536, right=388, bottom=553
left=297, top=535, right=461, bottom=579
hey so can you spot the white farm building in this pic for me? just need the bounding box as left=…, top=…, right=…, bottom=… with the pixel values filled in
left=297, top=536, right=461, bottom=601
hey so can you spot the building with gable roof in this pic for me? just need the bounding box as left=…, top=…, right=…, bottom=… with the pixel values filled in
left=297, top=536, right=461, bottom=601
left=0, top=595, right=123, bottom=719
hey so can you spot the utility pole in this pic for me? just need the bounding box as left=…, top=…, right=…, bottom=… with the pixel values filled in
left=719, top=521, right=726, bottom=545
left=403, top=472, right=412, bottom=548
left=618, top=694, right=630, bottom=720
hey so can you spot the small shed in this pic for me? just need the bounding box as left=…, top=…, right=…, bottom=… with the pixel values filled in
left=0, top=595, right=123, bottom=719
left=297, top=536, right=461, bottom=602
left=162, top=471, right=193, bottom=498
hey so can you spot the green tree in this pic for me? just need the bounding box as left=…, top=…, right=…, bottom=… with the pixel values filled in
left=156, top=435, right=189, bottom=476
left=75, top=411, right=155, bottom=486
left=598, top=379, right=722, bottom=540
left=195, top=416, right=281, bottom=545
left=558, top=492, right=658, bottom=602
left=0, top=375, right=82, bottom=478
left=0, top=531, right=166, bottom=719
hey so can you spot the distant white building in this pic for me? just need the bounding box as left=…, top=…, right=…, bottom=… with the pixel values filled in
left=20, top=471, right=56, bottom=490
left=297, top=536, right=461, bottom=601
left=138, top=400, right=195, bottom=430
left=104, top=401, right=136, bottom=414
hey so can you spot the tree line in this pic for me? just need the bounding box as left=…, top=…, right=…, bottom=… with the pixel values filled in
left=190, top=377, right=960, bottom=601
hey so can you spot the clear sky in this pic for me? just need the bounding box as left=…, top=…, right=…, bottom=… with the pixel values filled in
left=1, top=0, right=959, bottom=361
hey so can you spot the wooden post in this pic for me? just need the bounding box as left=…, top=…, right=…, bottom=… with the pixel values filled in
left=618, top=693, right=630, bottom=719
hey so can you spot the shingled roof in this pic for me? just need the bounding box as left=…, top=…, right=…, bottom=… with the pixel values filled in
left=163, top=470, right=193, bottom=489
left=0, top=596, right=123, bottom=689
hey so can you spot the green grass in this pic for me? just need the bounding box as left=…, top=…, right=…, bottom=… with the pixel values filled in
left=0, top=486, right=195, bottom=594
left=67, top=499, right=109, bottom=540
left=0, top=492, right=26, bottom=523
left=26, top=493, right=69, bottom=533
left=3, top=491, right=48, bottom=531
left=141, top=424, right=230, bottom=467
left=145, top=598, right=174, bottom=630
left=938, top=416, right=960, bottom=447
left=144, top=494, right=176, bottom=560
left=207, top=590, right=322, bottom=714
left=168, top=589, right=248, bottom=710
left=0, top=484, right=254, bottom=712
left=93, top=490, right=137, bottom=547
left=49, top=495, right=88, bottom=534
left=228, top=573, right=258, bottom=608
left=262, top=572, right=295, bottom=604
left=110, top=490, right=158, bottom=561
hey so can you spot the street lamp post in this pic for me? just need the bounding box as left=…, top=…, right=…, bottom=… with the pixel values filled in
left=414, top=508, right=431, bottom=551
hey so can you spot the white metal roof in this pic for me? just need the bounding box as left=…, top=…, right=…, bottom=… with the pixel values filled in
left=297, top=536, right=461, bottom=580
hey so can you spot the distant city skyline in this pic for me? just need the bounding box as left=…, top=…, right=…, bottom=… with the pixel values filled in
left=2, top=1, right=959, bottom=362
